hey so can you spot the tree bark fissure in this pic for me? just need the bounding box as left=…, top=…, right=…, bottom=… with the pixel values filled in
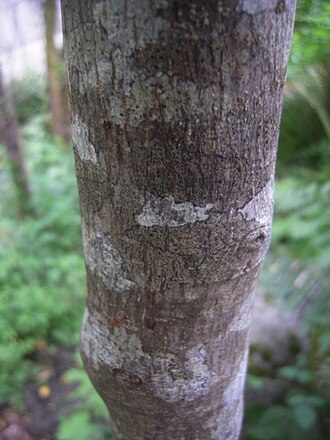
left=61, top=1, right=296, bottom=439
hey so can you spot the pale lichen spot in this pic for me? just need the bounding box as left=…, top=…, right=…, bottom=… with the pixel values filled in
left=228, top=291, right=257, bottom=332
left=213, top=355, right=246, bottom=440
left=136, top=193, right=214, bottom=227
left=81, top=222, right=134, bottom=293
left=71, top=114, right=98, bottom=165
left=81, top=309, right=102, bottom=371
left=239, top=0, right=280, bottom=14
left=93, top=0, right=169, bottom=57
left=81, top=309, right=145, bottom=372
left=223, top=352, right=248, bottom=406
left=238, top=178, right=274, bottom=227
left=81, top=315, right=218, bottom=404
left=153, top=345, right=217, bottom=403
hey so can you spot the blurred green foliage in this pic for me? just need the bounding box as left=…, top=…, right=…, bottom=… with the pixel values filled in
left=247, top=352, right=330, bottom=439
left=12, top=73, right=47, bottom=124
left=246, top=2, right=330, bottom=438
left=0, top=115, right=85, bottom=406
left=289, top=0, right=330, bottom=71
left=248, top=177, right=330, bottom=438
left=279, top=0, right=330, bottom=169
left=58, top=365, right=112, bottom=440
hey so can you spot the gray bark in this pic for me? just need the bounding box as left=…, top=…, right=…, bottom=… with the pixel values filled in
left=61, top=1, right=296, bottom=439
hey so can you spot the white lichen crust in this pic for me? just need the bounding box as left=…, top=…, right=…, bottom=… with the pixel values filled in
left=81, top=223, right=134, bottom=293
left=239, top=0, right=280, bottom=14
left=136, top=193, right=214, bottom=227
left=81, top=309, right=218, bottom=403
left=238, top=178, right=274, bottom=227
left=71, top=114, right=98, bottom=164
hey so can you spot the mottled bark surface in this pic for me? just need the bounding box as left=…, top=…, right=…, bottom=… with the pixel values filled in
left=61, top=1, right=296, bottom=439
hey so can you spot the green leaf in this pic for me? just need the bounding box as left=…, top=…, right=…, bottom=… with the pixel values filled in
left=57, top=411, right=100, bottom=440
left=287, top=393, right=326, bottom=408
left=249, top=405, right=291, bottom=440
left=247, top=374, right=264, bottom=390
left=292, top=403, right=317, bottom=430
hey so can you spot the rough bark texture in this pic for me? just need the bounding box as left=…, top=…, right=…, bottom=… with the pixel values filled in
left=61, top=1, right=296, bottom=439
left=0, top=70, right=32, bottom=217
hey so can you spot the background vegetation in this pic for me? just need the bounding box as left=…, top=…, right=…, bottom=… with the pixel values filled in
left=0, top=0, right=329, bottom=438
left=245, top=1, right=330, bottom=438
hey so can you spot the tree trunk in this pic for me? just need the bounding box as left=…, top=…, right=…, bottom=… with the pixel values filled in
left=61, top=1, right=296, bottom=439
left=0, top=70, right=32, bottom=217
left=44, top=0, right=70, bottom=141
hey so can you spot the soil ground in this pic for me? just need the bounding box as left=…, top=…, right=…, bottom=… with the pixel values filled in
left=0, top=348, right=77, bottom=440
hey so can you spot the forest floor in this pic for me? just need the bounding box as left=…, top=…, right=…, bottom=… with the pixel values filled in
left=0, top=348, right=77, bottom=440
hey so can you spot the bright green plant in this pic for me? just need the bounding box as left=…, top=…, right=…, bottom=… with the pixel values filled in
left=249, top=172, right=330, bottom=439
left=58, top=365, right=112, bottom=440
left=247, top=354, right=330, bottom=440
left=0, top=117, right=85, bottom=406
left=278, top=0, right=330, bottom=170
left=269, top=177, right=330, bottom=345
left=290, top=0, right=330, bottom=72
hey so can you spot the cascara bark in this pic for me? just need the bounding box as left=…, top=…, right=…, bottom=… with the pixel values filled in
left=61, top=1, right=296, bottom=439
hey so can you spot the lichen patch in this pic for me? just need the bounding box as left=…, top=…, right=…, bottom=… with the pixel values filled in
left=238, top=178, right=274, bottom=226
left=239, top=0, right=279, bottom=14
left=223, top=352, right=248, bottom=405
left=153, top=345, right=218, bottom=403
left=72, top=114, right=98, bottom=165
left=81, top=223, right=134, bottom=293
left=136, top=193, right=214, bottom=227
left=81, top=313, right=218, bottom=403
left=228, top=291, right=257, bottom=333
left=81, top=310, right=145, bottom=372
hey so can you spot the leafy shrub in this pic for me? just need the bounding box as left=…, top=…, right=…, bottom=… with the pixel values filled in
left=12, top=73, right=47, bottom=124
left=250, top=173, right=330, bottom=439
left=290, top=0, right=330, bottom=71
left=58, top=365, right=112, bottom=440
left=272, top=177, right=330, bottom=266
left=261, top=175, right=330, bottom=345
left=0, top=117, right=85, bottom=406
left=278, top=0, right=330, bottom=173
left=247, top=355, right=330, bottom=440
